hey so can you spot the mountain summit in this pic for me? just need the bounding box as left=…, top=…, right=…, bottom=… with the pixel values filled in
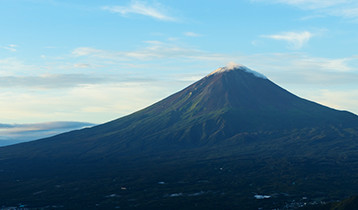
left=207, top=64, right=267, bottom=79
left=1, top=65, right=358, bottom=209
left=1, top=65, right=357, bottom=159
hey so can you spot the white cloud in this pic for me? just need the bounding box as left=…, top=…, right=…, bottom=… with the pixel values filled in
left=0, top=58, right=37, bottom=76
left=74, top=63, right=91, bottom=68
left=0, top=73, right=157, bottom=89
left=72, top=47, right=103, bottom=57
left=70, top=43, right=358, bottom=87
left=293, top=57, right=353, bottom=72
left=72, top=42, right=227, bottom=62
left=0, top=74, right=108, bottom=89
left=2, top=44, right=17, bottom=52
left=72, top=47, right=128, bottom=61
left=1, top=40, right=357, bottom=127
left=269, top=0, right=346, bottom=9
left=253, top=0, right=358, bottom=20
left=143, top=40, right=164, bottom=45
left=174, top=74, right=205, bottom=83
left=335, top=7, right=358, bottom=19
left=237, top=53, right=358, bottom=81
left=102, top=1, right=176, bottom=21
left=262, top=31, right=313, bottom=49
left=184, top=32, right=202, bottom=37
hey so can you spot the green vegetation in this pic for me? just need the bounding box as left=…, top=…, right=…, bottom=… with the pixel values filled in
left=1, top=69, right=358, bottom=209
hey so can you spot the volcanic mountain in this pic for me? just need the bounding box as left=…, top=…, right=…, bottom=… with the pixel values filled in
left=1, top=65, right=358, bottom=209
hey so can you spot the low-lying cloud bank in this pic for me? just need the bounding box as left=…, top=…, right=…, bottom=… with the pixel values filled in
left=0, top=121, right=95, bottom=147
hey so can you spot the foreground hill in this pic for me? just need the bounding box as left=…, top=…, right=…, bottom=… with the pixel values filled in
left=1, top=65, right=358, bottom=209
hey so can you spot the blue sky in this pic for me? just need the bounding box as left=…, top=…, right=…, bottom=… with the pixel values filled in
left=1, top=0, right=358, bottom=143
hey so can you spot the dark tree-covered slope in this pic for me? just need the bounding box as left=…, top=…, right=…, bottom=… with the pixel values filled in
left=1, top=65, right=358, bottom=209
left=1, top=66, right=357, bottom=160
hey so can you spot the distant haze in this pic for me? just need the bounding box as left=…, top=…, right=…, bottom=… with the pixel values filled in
left=0, top=121, right=94, bottom=146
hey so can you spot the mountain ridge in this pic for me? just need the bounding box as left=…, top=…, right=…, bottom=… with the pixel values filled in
left=1, top=65, right=357, bottom=159
left=1, top=65, right=358, bottom=209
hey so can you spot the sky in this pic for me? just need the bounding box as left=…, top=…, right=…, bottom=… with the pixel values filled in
left=1, top=0, right=358, bottom=143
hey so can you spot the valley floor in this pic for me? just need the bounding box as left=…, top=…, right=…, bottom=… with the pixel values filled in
left=1, top=154, right=358, bottom=209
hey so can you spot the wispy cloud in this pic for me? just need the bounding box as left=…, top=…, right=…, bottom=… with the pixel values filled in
left=335, top=7, right=358, bottom=19
left=71, top=44, right=358, bottom=87
left=184, top=32, right=202, bottom=37
left=73, top=63, right=92, bottom=68
left=1, top=44, right=17, bottom=52
left=267, top=0, right=346, bottom=9
left=72, top=42, right=226, bottom=61
left=72, top=47, right=102, bottom=56
left=262, top=31, right=313, bottom=49
left=239, top=53, right=358, bottom=80
left=0, top=58, right=37, bottom=76
left=0, top=73, right=156, bottom=89
left=0, top=74, right=109, bottom=89
left=253, top=0, right=358, bottom=21
left=102, top=1, right=176, bottom=21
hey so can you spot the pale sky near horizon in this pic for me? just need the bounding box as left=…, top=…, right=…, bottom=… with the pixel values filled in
left=1, top=0, right=358, bottom=128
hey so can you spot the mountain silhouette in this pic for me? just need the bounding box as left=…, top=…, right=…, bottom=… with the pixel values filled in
left=1, top=65, right=358, bottom=209
left=2, top=65, right=357, bottom=159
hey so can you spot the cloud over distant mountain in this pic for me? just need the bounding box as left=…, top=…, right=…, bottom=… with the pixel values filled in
left=0, top=121, right=95, bottom=146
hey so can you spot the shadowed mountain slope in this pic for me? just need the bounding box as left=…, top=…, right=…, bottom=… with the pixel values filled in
left=1, top=65, right=358, bottom=209
left=1, top=65, right=357, bottom=160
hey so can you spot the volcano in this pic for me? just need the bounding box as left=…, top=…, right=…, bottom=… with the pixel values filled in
left=1, top=65, right=358, bottom=209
